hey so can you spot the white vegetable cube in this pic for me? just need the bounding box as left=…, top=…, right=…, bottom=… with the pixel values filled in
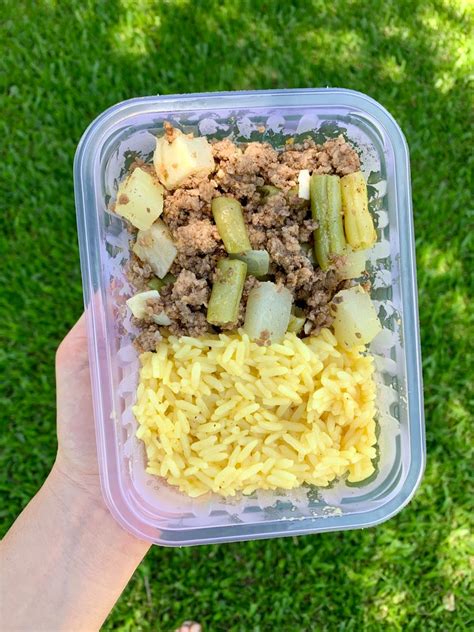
left=114, top=168, right=164, bottom=230
left=153, top=130, right=215, bottom=190
left=331, top=285, right=382, bottom=349
left=298, top=169, right=311, bottom=200
left=133, top=219, right=177, bottom=279
left=244, top=282, right=293, bottom=344
left=126, top=290, right=160, bottom=319
left=338, top=248, right=368, bottom=280
left=126, top=290, right=171, bottom=325
left=151, top=311, right=172, bottom=326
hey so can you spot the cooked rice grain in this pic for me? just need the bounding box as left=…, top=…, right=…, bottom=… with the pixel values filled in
left=134, top=329, right=377, bottom=497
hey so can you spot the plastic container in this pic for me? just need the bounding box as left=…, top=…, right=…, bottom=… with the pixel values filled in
left=74, top=89, right=425, bottom=546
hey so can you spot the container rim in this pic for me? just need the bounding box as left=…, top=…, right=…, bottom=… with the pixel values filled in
left=75, top=88, right=413, bottom=164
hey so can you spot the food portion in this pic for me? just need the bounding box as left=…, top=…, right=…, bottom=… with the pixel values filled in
left=311, top=174, right=346, bottom=270
left=115, top=167, right=164, bottom=231
left=243, top=282, right=293, bottom=344
left=132, top=219, right=177, bottom=279
left=341, top=171, right=377, bottom=251
left=135, top=329, right=377, bottom=498
left=207, top=258, right=247, bottom=326
left=113, top=121, right=384, bottom=497
left=153, top=126, right=215, bottom=189
left=122, top=124, right=378, bottom=351
left=331, top=285, right=382, bottom=349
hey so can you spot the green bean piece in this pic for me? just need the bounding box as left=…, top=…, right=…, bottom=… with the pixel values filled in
left=258, top=185, right=281, bottom=198
left=147, top=278, right=162, bottom=291
left=207, top=259, right=247, bottom=326
left=230, top=250, right=270, bottom=278
left=147, top=273, right=176, bottom=291
left=287, top=185, right=300, bottom=199
left=341, top=171, right=377, bottom=250
left=326, top=175, right=346, bottom=255
left=310, top=174, right=346, bottom=270
left=310, top=175, right=331, bottom=270
left=212, top=197, right=252, bottom=254
left=287, top=314, right=306, bottom=334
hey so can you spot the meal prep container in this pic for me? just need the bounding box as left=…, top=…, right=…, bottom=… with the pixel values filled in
left=74, top=89, right=425, bottom=546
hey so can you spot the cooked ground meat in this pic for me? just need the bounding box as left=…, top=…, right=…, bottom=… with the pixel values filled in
left=163, top=120, right=178, bottom=142
left=170, top=248, right=226, bottom=280
left=280, top=135, right=360, bottom=177
left=127, top=253, right=154, bottom=292
left=163, top=187, right=208, bottom=230
left=173, top=220, right=221, bottom=255
left=248, top=191, right=291, bottom=228
left=171, top=270, right=209, bottom=307
left=134, top=325, right=162, bottom=353
left=152, top=270, right=211, bottom=338
left=318, top=136, right=361, bottom=176
left=126, top=126, right=360, bottom=344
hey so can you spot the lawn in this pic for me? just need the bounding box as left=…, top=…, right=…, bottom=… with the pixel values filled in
left=1, top=0, right=472, bottom=629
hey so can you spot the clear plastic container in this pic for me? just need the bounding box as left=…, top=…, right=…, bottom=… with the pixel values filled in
left=74, top=89, right=425, bottom=546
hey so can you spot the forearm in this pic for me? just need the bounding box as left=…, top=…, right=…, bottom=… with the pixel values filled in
left=1, top=466, right=150, bottom=632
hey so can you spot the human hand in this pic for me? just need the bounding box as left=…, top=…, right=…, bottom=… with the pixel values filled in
left=2, top=313, right=150, bottom=632
left=54, top=313, right=101, bottom=498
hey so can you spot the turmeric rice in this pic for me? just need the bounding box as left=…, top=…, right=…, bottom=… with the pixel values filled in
left=134, top=328, right=377, bottom=498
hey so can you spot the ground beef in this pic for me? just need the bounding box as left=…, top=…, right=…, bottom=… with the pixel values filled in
left=162, top=175, right=218, bottom=232
left=212, top=140, right=272, bottom=199
left=126, top=126, right=361, bottom=341
left=248, top=191, right=291, bottom=228
left=163, top=120, right=178, bottom=142
left=280, top=135, right=360, bottom=177
left=134, top=325, right=162, bottom=353
left=126, top=253, right=154, bottom=292
left=163, top=187, right=207, bottom=230
left=299, top=219, right=318, bottom=243
left=153, top=270, right=211, bottom=338
left=279, top=139, right=321, bottom=171
left=171, top=270, right=210, bottom=307
left=170, top=249, right=226, bottom=280
left=173, top=220, right=221, bottom=255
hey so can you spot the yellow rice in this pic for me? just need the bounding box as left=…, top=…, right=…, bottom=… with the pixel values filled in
left=134, top=328, right=377, bottom=498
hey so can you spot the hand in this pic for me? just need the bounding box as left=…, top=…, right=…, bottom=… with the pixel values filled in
left=2, top=313, right=150, bottom=632
left=54, top=313, right=102, bottom=498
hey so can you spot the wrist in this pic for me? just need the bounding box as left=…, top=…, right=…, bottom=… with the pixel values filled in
left=3, top=467, right=151, bottom=632
left=46, top=460, right=151, bottom=566
left=41, top=462, right=151, bottom=600
left=47, top=458, right=109, bottom=525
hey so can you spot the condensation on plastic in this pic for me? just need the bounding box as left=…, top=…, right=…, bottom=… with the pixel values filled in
left=74, top=89, right=425, bottom=546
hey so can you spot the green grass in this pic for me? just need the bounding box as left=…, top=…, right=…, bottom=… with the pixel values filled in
left=1, top=0, right=473, bottom=629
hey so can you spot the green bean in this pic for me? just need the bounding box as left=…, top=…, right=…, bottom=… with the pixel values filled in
left=311, top=175, right=331, bottom=270
left=207, top=259, right=247, bottom=326
left=341, top=171, right=376, bottom=250
left=326, top=175, right=346, bottom=255
left=258, top=185, right=281, bottom=198
left=288, top=185, right=300, bottom=198
left=148, top=273, right=176, bottom=291
left=310, top=174, right=346, bottom=270
left=230, top=250, right=270, bottom=278
left=287, top=314, right=306, bottom=334
left=212, top=197, right=252, bottom=254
